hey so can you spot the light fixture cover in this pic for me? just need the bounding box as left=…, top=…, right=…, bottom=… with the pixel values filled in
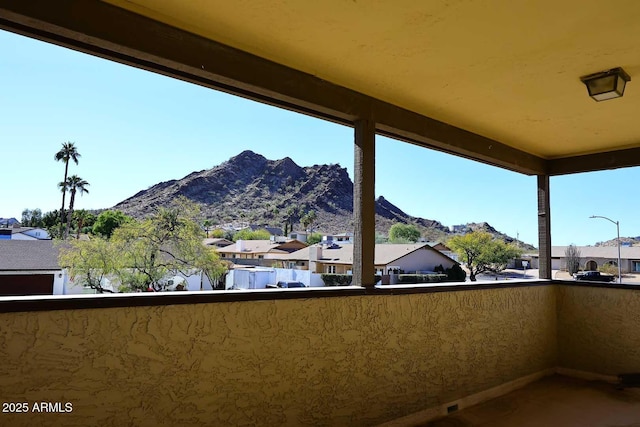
left=580, top=67, right=631, bottom=101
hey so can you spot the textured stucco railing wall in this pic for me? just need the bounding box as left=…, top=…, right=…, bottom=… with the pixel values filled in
left=0, top=286, right=556, bottom=426
left=557, top=285, right=640, bottom=375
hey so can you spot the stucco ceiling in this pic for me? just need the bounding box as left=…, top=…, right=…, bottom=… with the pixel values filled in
left=101, top=0, right=640, bottom=160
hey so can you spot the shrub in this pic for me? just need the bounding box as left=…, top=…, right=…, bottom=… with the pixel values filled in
left=321, top=274, right=353, bottom=286
left=320, top=274, right=380, bottom=286
left=396, top=274, right=447, bottom=284
left=445, top=264, right=467, bottom=282
left=433, top=264, right=466, bottom=282
left=599, top=262, right=618, bottom=277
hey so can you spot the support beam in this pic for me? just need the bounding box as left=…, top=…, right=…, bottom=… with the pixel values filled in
left=353, top=119, right=376, bottom=288
left=548, top=146, right=640, bottom=175
left=537, top=175, right=552, bottom=280
left=0, top=0, right=546, bottom=176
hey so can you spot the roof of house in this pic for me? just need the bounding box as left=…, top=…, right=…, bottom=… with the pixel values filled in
left=529, top=246, right=640, bottom=259
left=424, top=241, right=451, bottom=251
left=0, top=227, right=51, bottom=239
left=217, top=239, right=307, bottom=255
left=0, top=240, right=61, bottom=271
left=14, top=227, right=47, bottom=234
left=203, top=238, right=234, bottom=246
left=277, top=243, right=456, bottom=266
left=0, top=218, right=20, bottom=226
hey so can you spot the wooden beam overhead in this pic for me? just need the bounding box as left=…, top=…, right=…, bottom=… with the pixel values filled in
left=547, top=146, right=640, bottom=176
left=0, top=0, right=548, bottom=175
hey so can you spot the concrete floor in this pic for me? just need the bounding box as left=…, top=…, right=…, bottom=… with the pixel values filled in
left=425, top=375, right=640, bottom=427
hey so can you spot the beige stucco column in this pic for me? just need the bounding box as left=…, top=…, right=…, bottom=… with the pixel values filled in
left=353, top=119, right=376, bottom=288
left=537, top=175, right=552, bottom=279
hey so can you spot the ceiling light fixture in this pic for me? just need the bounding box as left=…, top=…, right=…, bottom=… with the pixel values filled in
left=580, top=67, right=631, bottom=102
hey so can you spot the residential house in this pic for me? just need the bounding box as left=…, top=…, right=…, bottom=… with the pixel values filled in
left=203, top=237, right=234, bottom=248
left=0, top=217, right=19, bottom=227
left=323, top=232, right=354, bottom=244
left=0, top=227, right=51, bottom=240
left=288, top=230, right=309, bottom=242
left=275, top=243, right=457, bottom=275
left=529, top=246, right=640, bottom=274
left=424, top=241, right=458, bottom=262
left=0, top=240, right=69, bottom=295
left=217, top=239, right=308, bottom=265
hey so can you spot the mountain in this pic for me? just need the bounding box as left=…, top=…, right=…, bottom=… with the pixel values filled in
left=113, top=150, right=533, bottom=247
left=596, top=237, right=640, bottom=247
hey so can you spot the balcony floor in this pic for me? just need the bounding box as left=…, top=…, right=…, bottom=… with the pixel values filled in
left=424, top=375, right=640, bottom=427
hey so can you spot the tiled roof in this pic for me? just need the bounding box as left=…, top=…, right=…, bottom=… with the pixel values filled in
left=217, top=239, right=306, bottom=254
left=277, top=243, right=456, bottom=265
left=203, top=238, right=234, bottom=246
left=0, top=240, right=61, bottom=270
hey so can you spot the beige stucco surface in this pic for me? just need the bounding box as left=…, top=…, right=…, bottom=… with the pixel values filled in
left=0, top=286, right=556, bottom=426
left=557, top=286, right=640, bottom=375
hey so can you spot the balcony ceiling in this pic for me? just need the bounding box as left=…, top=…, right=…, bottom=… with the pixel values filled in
left=2, top=0, right=640, bottom=174
left=103, top=0, right=640, bottom=161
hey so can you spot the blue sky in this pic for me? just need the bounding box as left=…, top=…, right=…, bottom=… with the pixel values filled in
left=1, top=29, right=637, bottom=247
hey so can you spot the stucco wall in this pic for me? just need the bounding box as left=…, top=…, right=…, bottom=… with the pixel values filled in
left=0, top=286, right=556, bottom=426
left=557, top=285, right=640, bottom=375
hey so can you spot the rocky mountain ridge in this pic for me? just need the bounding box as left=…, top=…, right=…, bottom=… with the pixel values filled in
left=113, top=150, right=534, bottom=247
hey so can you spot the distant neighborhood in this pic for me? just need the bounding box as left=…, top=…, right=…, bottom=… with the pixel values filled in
left=6, top=146, right=636, bottom=297
left=0, top=215, right=462, bottom=294
left=5, top=210, right=640, bottom=296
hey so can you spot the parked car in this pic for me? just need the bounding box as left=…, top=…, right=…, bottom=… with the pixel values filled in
left=266, top=281, right=308, bottom=289
left=573, top=271, right=615, bottom=282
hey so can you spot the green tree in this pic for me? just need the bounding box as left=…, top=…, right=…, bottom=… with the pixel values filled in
left=307, top=232, right=323, bottom=245
left=375, top=232, right=389, bottom=244
left=232, top=228, right=271, bottom=241
left=203, top=219, right=212, bottom=238
left=388, top=223, right=421, bottom=243
left=73, top=210, right=96, bottom=238
left=448, top=231, right=522, bottom=281
left=42, top=209, right=62, bottom=237
left=54, top=142, right=80, bottom=236
left=112, top=199, right=227, bottom=291
left=61, top=200, right=227, bottom=293
left=284, top=206, right=300, bottom=235
left=61, top=175, right=89, bottom=238
left=58, top=237, right=119, bottom=293
left=93, top=210, right=132, bottom=238
left=301, top=210, right=317, bottom=231
left=210, top=228, right=226, bottom=238
left=21, top=208, right=44, bottom=227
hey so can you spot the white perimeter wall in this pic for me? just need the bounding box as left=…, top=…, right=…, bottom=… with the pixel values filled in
left=226, top=268, right=324, bottom=289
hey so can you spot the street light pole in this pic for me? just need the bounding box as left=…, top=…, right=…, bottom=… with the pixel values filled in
left=590, top=215, right=622, bottom=284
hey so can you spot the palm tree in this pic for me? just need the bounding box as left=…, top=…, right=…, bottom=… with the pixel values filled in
left=54, top=142, right=81, bottom=235
left=61, top=175, right=90, bottom=238
left=203, top=219, right=212, bottom=238
left=301, top=210, right=317, bottom=232
left=74, top=210, right=90, bottom=239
